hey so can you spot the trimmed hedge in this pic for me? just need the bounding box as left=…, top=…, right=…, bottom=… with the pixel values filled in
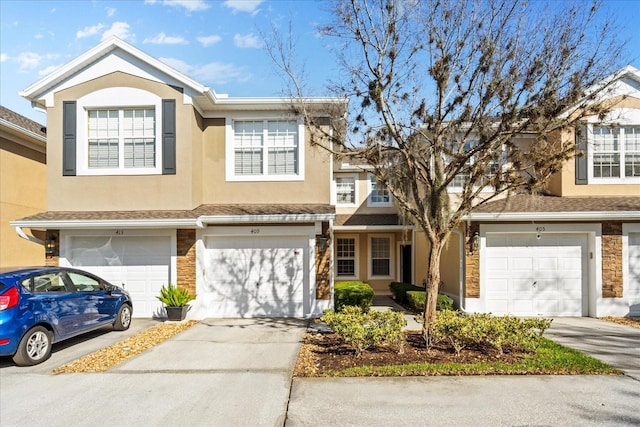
left=334, top=281, right=374, bottom=312
left=389, top=282, right=423, bottom=304
left=406, top=291, right=454, bottom=312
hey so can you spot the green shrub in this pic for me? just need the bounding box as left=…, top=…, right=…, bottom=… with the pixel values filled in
left=430, top=311, right=552, bottom=355
left=389, top=282, right=423, bottom=304
left=157, top=283, right=195, bottom=307
left=334, top=281, right=374, bottom=312
left=405, top=291, right=454, bottom=312
left=322, top=306, right=406, bottom=355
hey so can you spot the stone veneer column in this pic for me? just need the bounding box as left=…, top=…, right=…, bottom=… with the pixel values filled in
left=315, top=236, right=331, bottom=300
left=602, top=221, right=623, bottom=298
left=464, top=223, right=480, bottom=298
left=176, top=229, right=197, bottom=296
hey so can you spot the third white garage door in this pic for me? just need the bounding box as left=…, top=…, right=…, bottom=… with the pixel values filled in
left=201, top=235, right=309, bottom=318
left=484, top=233, right=588, bottom=316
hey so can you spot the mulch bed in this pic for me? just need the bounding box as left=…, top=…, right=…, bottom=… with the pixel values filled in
left=294, top=331, right=523, bottom=377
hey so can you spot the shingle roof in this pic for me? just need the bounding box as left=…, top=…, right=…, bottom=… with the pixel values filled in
left=0, top=105, right=46, bottom=138
left=335, top=214, right=403, bottom=226
left=472, top=195, right=640, bottom=214
left=14, top=204, right=335, bottom=223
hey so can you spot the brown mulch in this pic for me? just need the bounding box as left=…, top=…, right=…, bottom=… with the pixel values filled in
left=52, top=320, right=199, bottom=374
left=601, top=317, right=640, bottom=329
left=294, top=331, right=522, bottom=377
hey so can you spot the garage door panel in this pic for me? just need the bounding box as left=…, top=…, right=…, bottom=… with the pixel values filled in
left=203, top=236, right=307, bottom=318
left=484, top=233, right=586, bottom=316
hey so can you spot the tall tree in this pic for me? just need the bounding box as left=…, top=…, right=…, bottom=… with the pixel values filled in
left=267, top=0, right=624, bottom=342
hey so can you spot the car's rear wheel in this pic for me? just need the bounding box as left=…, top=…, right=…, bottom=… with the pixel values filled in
left=12, top=326, right=52, bottom=366
left=113, top=304, right=132, bottom=331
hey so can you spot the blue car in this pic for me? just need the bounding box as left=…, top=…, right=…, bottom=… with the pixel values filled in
left=0, top=267, right=132, bottom=366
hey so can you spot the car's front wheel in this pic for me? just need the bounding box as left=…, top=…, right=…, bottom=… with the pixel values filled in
left=12, top=326, right=53, bottom=366
left=113, top=304, right=132, bottom=331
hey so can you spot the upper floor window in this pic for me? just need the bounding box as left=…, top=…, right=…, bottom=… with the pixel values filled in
left=227, top=118, right=305, bottom=181
left=88, top=108, right=155, bottom=169
left=367, top=174, right=393, bottom=207
left=448, top=140, right=502, bottom=191
left=591, top=126, right=640, bottom=181
left=335, top=176, right=356, bottom=205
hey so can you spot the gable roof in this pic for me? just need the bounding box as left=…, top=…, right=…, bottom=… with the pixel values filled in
left=20, top=37, right=346, bottom=117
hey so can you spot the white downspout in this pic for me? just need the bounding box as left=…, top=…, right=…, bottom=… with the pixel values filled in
left=15, top=226, right=44, bottom=245
left=452, top=228, right=467, bottom=313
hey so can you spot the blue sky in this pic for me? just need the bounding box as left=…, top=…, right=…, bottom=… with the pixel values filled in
left=1, top=0, right=639, bottom=125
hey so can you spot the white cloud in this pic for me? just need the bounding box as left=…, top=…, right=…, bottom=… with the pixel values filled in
left=233, top=33, right=263, bottom=49
left=197, top=35, right=221, bottom=47
left=159, top=57, right=250, bottom=85
left=146, top=0, right=210, bottom=12
left=144, top=32, right=188, bottom=45
left=105, top=7, right=116, bottom=17
left=0, top=53, right=8, bottom=62
left=38, top=64, right=61, bottom=76
left=224, top=0, right=263, bottom=15
left=15, top=52, right=60, bottom=72
left=101, top=22, right=134, bottom=42
left=34, top=34, right=44, bottom=39
left=77, top=24, right=104, bottom=39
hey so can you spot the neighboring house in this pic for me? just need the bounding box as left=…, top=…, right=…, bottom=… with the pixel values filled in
left=12, top=37, right=344, bottom=319
left=0, top=106, right=47, bottom=267
left=332, top=66, right=640, bottom=318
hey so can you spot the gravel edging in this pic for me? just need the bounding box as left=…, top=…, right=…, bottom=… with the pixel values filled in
left=52, top=320, right=199, bottom=374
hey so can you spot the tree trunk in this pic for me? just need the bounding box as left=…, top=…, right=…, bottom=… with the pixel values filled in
left=423, top=238, right=443, bottom=347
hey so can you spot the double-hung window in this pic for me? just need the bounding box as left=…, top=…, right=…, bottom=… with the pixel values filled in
left=88, top=108, right=156, bottom=169
left=591, top=125, right=640, bottom=180
left=370, top=235, right=392, bottom=278
left=448, top=140, right=502, bottom=191
left=335, top=176, right=356, bottom=205
left=367, top=174, right=392, bottom=206
left=228, top=118, right=303, bottom=181
left=336, top=237, right=357, bottom=278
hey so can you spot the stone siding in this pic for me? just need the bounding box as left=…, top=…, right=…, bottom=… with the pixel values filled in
left=177, top=229, right=197, bottom=296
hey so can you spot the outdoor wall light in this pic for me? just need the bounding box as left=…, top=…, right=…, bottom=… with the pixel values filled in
left=470, top=232, right=479, bottom=253
left=45, top=235, right=57, bottom=257
left=316, top=235, right=329, bottom=252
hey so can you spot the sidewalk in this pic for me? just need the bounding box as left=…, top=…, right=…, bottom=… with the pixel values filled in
left=370, top=294, right=423, bottom=331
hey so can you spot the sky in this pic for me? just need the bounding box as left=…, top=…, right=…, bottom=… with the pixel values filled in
left=1, top=0, right=639, bottom=126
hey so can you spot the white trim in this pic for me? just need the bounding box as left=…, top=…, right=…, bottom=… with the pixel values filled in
left=466, top=211, right=640, bottom=221
left=14, top=226, right=44, bottom=245
left=224, top=116, right=306, bottom=182
left=334, top=225, right=412, bottom=231
left=197, top=213, right=334, bottom=226
left=0, top=119, right=46, bottom=148
left=335, top=234, right=359, bottom=280
left=10, top=219, right=196, bottom=229
left=368, top=233, right=395, bottom=279
left=622, top=223, right=640, bottom=316
left=332, top=173, right=359, bottom=207
left=76, top=87, right=163, bottom=176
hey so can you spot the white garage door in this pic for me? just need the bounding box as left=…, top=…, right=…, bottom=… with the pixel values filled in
left=201, top=236, right=308, bottom=317
left=484, top=233, right=587, bottom=316
left=66, top=235, right=171, bottom=318
left=628, top=233, right=640, bottom=315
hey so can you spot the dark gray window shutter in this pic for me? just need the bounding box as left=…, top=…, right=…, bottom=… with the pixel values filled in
left=162, top=99, right=176, bottom=175
left=62, top=101, right=76, bottom=176
left=575, top=125, right=588, bottom=185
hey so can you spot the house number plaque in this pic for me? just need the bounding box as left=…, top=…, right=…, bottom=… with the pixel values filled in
left=250, top=228, right=260, bottom=234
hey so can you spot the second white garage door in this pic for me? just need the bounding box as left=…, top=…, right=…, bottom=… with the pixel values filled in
left=628, top=232, right=640, bottom=315
left=64, top=235, right=171, bottom=318
left=201, top=236, right=308, bottom=318
left=484, top=233, right=587, bottom=316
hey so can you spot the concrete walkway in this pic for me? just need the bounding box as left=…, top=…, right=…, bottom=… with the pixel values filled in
left=370, top=294, right=423, bottom=331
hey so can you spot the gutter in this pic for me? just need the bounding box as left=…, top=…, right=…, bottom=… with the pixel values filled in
left=10, top=219, right=199, bottom=229
left=465, top=211, right=640, bottom=221
left=14, top=226, right=44, bottom=245
left=197, top=213, right=335, bottom=226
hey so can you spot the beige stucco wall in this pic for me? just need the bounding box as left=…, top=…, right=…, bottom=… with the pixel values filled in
left=0, top=138, right=46, bottom=267
left=47, top=72, right=197, bottom=211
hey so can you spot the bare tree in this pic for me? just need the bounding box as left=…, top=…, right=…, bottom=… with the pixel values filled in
left=266, top=0, right=625, bottom=342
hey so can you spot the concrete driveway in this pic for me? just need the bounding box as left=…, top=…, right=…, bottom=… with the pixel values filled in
left=0, top=318, right=306, bottom=427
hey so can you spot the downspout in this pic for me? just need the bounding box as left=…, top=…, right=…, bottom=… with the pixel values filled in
left=15, top=226, right=44, bottom=245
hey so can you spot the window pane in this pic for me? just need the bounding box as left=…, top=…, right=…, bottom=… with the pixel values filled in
left=593, top=153, right=620, bottom=178
left=235, top=149, right=263, bottom=175
left=592, top=127, right=621, bottom=178
left=89, top=139, right=119, bottom=168
left=124, top=138, right=156, bottom=168
left=371, top=237, right=390, bottom=276
left=336, top=177, right=355, bottom=204
left=267, top=121, right=298, bottom=175
left=337, top=238, right=356, bottom=277
left=268, top=147, right=297, bottom=174
left=337, top=260, right=355, bottom=276
left=337, top=238, right=355, bottom=257
left=370, top=176, right=390, bottom=203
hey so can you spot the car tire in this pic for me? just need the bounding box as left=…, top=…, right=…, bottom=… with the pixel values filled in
left=113, top=304, right=132, bottom=331
left=12, top=326, right=53, bottom=366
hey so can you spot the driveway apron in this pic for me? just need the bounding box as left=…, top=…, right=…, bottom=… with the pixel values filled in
left=0, top=318, right=306, bottom=427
